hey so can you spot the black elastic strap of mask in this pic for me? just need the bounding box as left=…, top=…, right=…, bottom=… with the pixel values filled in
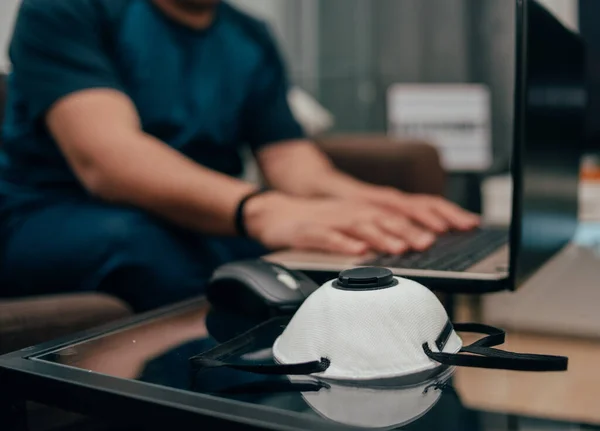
left=191, top=317, right=567, bottom=378
left=189, top=316, right=331, bottom=377
left=436, top=322, right=505, bottom=351
left=424, top=323, right=568, bottom=372
left=452, top=323, right=506, bottom=347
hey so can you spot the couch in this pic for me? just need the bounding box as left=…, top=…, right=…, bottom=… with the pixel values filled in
left=0, top=72, right=446, bottom=355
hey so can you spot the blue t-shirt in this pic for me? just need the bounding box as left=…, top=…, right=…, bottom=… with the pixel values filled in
left=0, top=0, right=304, bottom=198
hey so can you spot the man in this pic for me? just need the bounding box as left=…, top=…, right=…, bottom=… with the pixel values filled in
left=0, top=0, right=478, bottom=311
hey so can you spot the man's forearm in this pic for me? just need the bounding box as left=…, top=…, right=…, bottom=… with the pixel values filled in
left=80, top=132, right=257, bottom=235
left=48, top=89, right=260, bottom=236
left=257, top=140, right=369, bottom=199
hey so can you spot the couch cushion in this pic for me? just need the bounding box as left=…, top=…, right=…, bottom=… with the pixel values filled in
left=315, top=135, right=446, bottom=195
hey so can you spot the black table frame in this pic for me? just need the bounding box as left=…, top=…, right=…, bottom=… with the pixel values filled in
left=0, top=299, right=357, bottom=431
left=2, top=298, right=597, bottom=431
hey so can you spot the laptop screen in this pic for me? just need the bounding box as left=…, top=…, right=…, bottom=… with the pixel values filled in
left=509, top=0, right=585, bottom=288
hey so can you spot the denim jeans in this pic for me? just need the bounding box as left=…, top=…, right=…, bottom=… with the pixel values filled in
left=0, top=200, right=268, bottom=312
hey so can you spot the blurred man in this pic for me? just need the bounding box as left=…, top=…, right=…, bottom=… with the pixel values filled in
left=0, top=0, right=478, bottom=311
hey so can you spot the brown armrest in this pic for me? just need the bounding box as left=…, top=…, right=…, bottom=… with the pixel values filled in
left=314, top=134, right=446, bottom=196
left=0, top=293, right=133, bottom=354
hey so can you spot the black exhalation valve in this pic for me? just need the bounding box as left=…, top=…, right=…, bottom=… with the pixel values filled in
left=334, top=267, right=398, bottom=291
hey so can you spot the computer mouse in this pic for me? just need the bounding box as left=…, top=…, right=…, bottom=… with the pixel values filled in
left=207, top=259, right=320, bottom=321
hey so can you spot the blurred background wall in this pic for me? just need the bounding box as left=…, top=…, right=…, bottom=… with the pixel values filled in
left=0, top=0, right=581, bottom=166
left=0, top=0, right=20, bottom=72
left=230, top=0, right=576, bottom=169
left=231, top=0, right=518, bottom=168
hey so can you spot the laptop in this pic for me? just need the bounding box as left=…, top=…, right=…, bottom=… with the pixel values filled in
left=265, top=0, right=585, bottom=292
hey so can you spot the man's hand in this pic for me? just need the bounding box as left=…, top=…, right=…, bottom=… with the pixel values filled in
left=244, top=192, right=438, bottom=256
left=349, top=186, right=480, bottom=234
left=256, top=141, right=479, bottom=236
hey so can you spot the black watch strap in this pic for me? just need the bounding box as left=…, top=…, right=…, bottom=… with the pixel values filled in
left=235, top=188, right=269, bottom=237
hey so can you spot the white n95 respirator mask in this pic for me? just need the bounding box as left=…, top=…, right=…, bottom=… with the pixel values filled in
left=191, top=267, right=568, bottom=381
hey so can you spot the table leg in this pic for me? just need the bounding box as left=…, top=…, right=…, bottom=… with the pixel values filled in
left=0, top=392, right=29, bottom=431
left=439, top=293, right=456, bottom=321
left=507, top=414, right=520, bottom=431
left=468, top=295, right=484, bottom=322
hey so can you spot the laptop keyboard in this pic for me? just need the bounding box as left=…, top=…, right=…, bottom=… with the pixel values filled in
left=362, top=228, right=509, bottom=272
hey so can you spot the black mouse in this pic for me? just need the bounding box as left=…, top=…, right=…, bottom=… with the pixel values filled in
left=207, top=259, right=320, bottom=321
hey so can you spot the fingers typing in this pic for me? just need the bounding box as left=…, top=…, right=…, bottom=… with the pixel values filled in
left=377, top=217, right=436, bottom=251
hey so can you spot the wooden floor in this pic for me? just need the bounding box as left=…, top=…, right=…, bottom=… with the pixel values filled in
left=454, top=330, right=600, bottom=425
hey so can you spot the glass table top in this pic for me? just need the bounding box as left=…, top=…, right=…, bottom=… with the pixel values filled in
left=30, top=299, right=600, bottom=431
